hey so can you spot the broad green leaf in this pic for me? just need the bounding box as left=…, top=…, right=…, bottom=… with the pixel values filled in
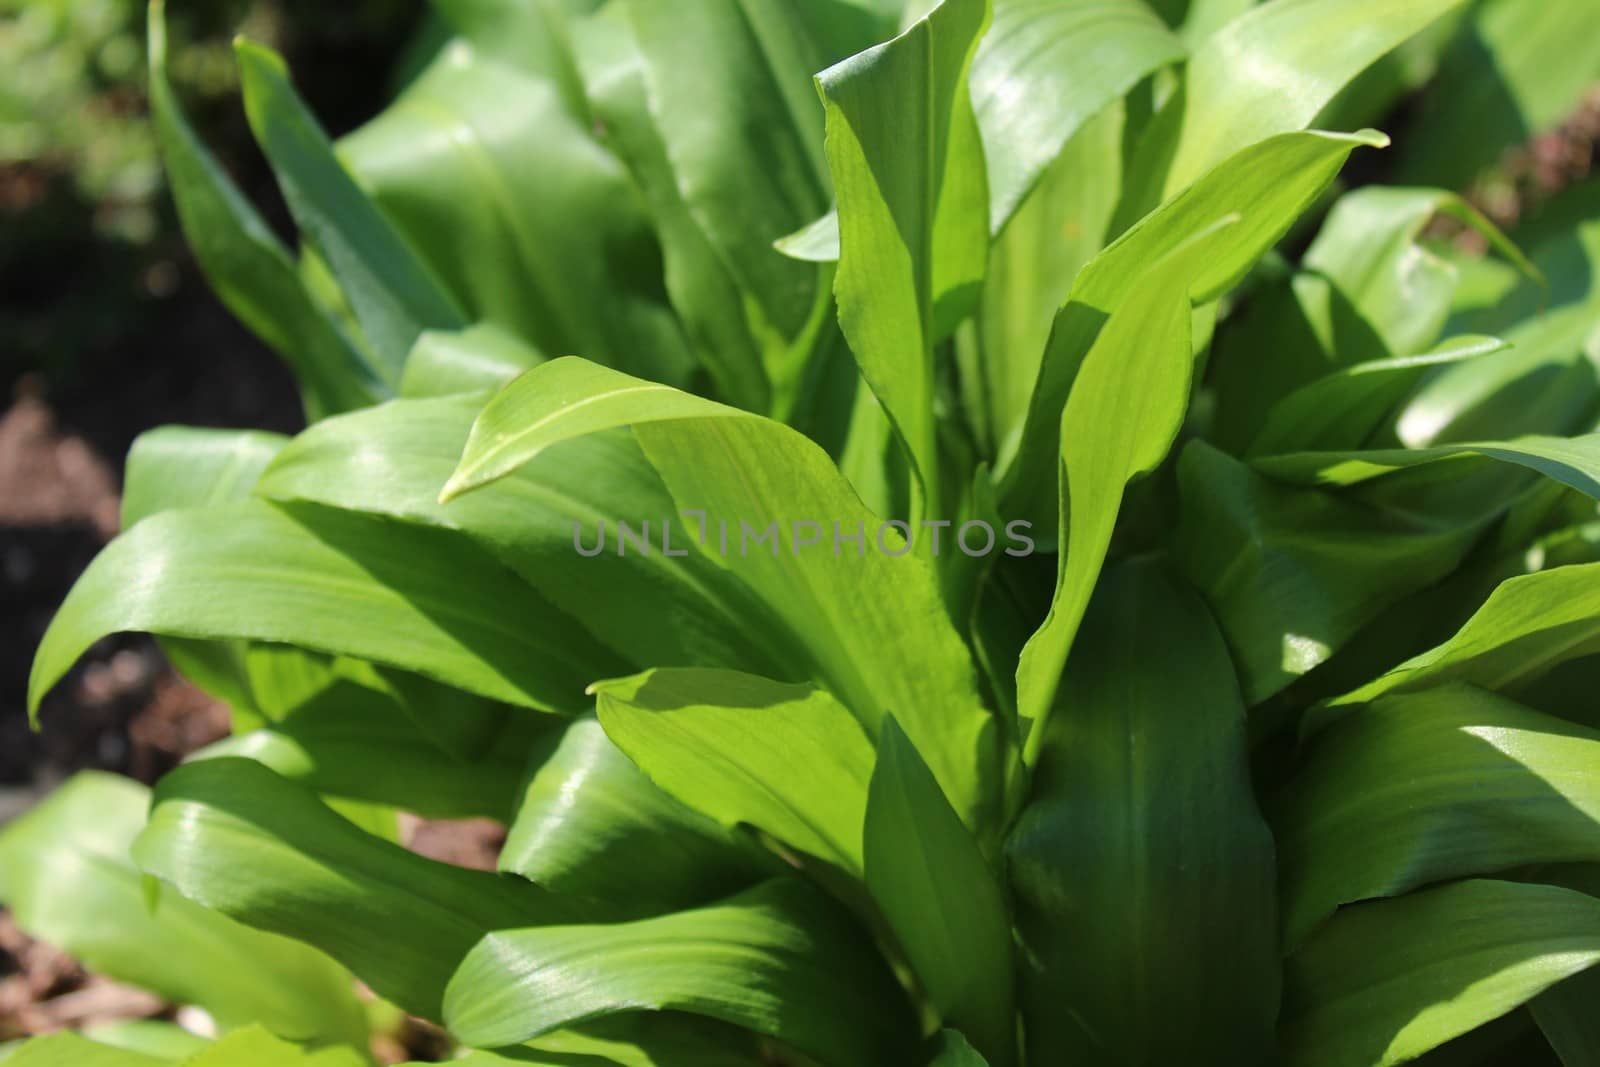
left=1275, top=685, right=1600, bottom=950
left=446, top=358, right=1013, bottom=837
left=999, top=129, right=1387, bottom=526
left=1117, top=0, right=1466, bottom=223
left=443, top=878, right=920, bottom=1067
left=1008, top=561, right=1279, bottom=1065
left=594, top=668, right=875, bottom=873
left=132, top=758, right=597, bottom=1020
left=972, top=0, right=1183, bottom=231
left=234, top=39, right=467, bottom=379
left=971, top=102, right=1123, bottom=461
left=819, top=0, right=991, bottom=516
left=1210, top=188, right=1532, bottom=451
left=1246, top=337, right=1507, bottom=458
left=146, top=3, right=382, bottom=419
left=259, top=392, right=794, bottom=679
left=1281, top=880, right=1600, bottom=1067
left=1174, top=442, right=1491, bottom=705
left=197, top=669, right=540, bottom=820
left=337, top=35, right=696, bottom=388
left=398, top=322, right=544, bottom=398
left=502, top=715, right=770, bottom=913
left=4, top=1035, right=169, bottom=1067
left=1327, top=562, right=1600, bottom=713
left=1394, top=0, right=1600, bottom=189
left=182, top=1027, right=368, bottom=1067
left=30, top=499, right=624, bottom=721
left=439, top=1015, right=775, bottom=1066
left=865, top=718, right=1016, bottom=1067
left=0, top=773, right=366, bottom=1047
left=1014, top=228, right=1221, bottom=747
left=1534, top=966, right=1600, bottom=1067
left=427, top=0, right=591, bottom=98
left=1253, top=434, right=1600, bottom=493
left=122, top=426, right=288, bottom=529
left=569, top=10, right=771, bottom=412
left=622, top=0, right=835, bottom=345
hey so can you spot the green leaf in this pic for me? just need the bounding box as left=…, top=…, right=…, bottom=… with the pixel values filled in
left=1014, top=225, right=1223, bottom=748
left=594, top=668, right=875, bottom=873
left=1245, top=337, right=1507, bottom=457
left=999, top=129, right=1388, bottom=527
left=865, top=718, right=1016, bottom=1067
left=1117, top=0, right=1466, bottom=223
left=820, top=0, right=992, bottom=515
left=502, top=715, right=770, bottom=914
left=146, top=2, right=383, bottom=418
left=4, top=1035, right=170, bottom=1067
left=197, top=666, right=538, bottom=820
left=1253, top=434, right=1600, bottom=494
left=182, top=1027, right=368, bottom=1067
left=1326, top=561, right=1600, bottom=714
left=1174, top=441, right=1489, bottom=705
left=971, top=102, right=1124, bottom=462
left=259, top=392, right=795, bottom=679
left=621, top=0, right=836, bottom=343
left=972, top=0, right=1183, bottom=231
left=1274, top=684, right=1600, bottom=950
left=132, top=758, right=597, bottom=1020
left=398, top=323, right=544, bottom=398
left=234, top=38, right=467, bottom=380
left=929, top=1030, right=992, bottom=1066
left=30, top=499, right=625, bottom=722
left=122, top=426, right=289, bottom=530
left=569, top=10, right=771, bottom=412
left=77, top=1022, right=211, bottom=1062
left=337, top=29, right=696, bottom=389
left=446, top=358, right=1013, bottom=838
left=443, top=878, right=920, bottom=1067
left=1534, top=966, right=1600, bottom=1067
left=1007, top=561, right=1279, bottom=1065
left=1281, top=880, right=1600, bottom=1067
left=0, top=773, right=367, bottom=1047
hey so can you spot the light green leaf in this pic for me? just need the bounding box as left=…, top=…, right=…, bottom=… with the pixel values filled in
left=146, top=3, right=383, bottom=418
left=1175, top=442, right=1488, bottom=705
left=0, top=773, right=367, bottom=1047
left=1281, top=880, right=1600, bottom=1067
left=260, top=392, right=794, bottom=679
left=338, top=33, right=697, bottom=389
left=594, top=668, right=875, bottom=873
left=820, top=0, right=991, bottom=516
left=446, top=358, right=1013, bottom=837
left=234, top=39, right=467, bottom=379
left=971, top=102, right=1123, bottom=462
left=502, top=715, right=770, bottom=913
left=1246, top=337, right=1507, bottom=457
left=1275, top=684, right=1600, bottom=950
left=1325, top=561, right=1600, bottom=713
left=132, top=758, right=597, bottom=1020
left=30, top=499, right=625, bottom=721
left=4, top=1035, right=170, bottom=1067
left=197, top=667, right=540, bottom=820
left=865, top=718, right=1016, bottom=1067
left=972, top=0, right=1183, bottom=231
left=182, top=1027, right=368, bottom=1067
left=1253, top=433, right=1600, bottom=494
left=1000, top=129, right=1387, bottom=526
left=77, top=1022, right=211, bottom=1062
left=122, top=426, right=288, bottom=530
left=1008, top=561, right=1279, bottom=1065
left=443, top=878, right=920, bottom=1067
left=1118, top=0, right=1466, bottom=222
left=398, top=322, right=544, bottom=398
left=1015, top=225, right=1224, bottom=749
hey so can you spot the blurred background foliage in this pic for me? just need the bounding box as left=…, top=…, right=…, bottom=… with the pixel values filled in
left=0, top=0, right=425, bottom=382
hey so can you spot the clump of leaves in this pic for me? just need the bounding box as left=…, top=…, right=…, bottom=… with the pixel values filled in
left=7, top=0, right=1600, bottom=1065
